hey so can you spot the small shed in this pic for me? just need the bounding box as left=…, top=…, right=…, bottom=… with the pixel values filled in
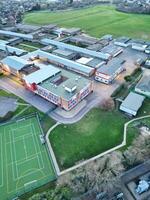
left=120, top=92, right=145, bottom=116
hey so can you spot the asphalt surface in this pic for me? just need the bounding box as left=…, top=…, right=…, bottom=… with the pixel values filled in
left=0, top=77, right=56, bottom=113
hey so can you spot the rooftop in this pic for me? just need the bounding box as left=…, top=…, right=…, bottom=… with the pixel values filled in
left=24, top=65, right=60, bottom=85
left=101, top=44, right=123, bottom=56
left=136, top=70, right=150, bottom=93
left=120, top=92, right=145, bottom=112
left=1, top=56, right=29, bottom=71
left=97, top=58, right=125, bottom=76
left=15, top=24, right=41, bottom=33
left=0, top=44, right=27, bottom=56
left=0, top=30, right=33, bottom=40
left=53, top=48, right=75, bottom=57
left=0, top=39, right=9, bottom=45
left=115, top=36, right=131, bottom=44
left=22, top=50, right=94, bottom=76
left=41, top=38, right=110, bottom=60
left=70, top=34, right=99, bottom=45
left=40, top=69, right=90, bottom=100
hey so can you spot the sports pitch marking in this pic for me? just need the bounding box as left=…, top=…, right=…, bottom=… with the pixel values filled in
left=0, top=134, right=4, bottom=187
left=0, top=116, right=56, bottom=200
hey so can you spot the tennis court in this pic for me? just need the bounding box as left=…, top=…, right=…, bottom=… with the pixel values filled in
left=0, top=115, right=56, bottom=200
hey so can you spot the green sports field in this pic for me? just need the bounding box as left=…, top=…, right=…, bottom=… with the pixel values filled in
left=0, top=115, right=56, bottom=200
left=23, top=5, right=150, bottom=40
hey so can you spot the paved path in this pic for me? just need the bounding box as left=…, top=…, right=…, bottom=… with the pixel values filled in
left=46, top=115, right=150, bottom=176
left=46, top=122, right=61, bottom=175
left=49, top=93, right=101, bottom=124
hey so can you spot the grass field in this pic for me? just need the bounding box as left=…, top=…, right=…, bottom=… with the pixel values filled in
left=0, top=115, right=56, bottom=200
left=50, top=108, right=128, bottom=170
left=23, top=5, right=150, bottom=40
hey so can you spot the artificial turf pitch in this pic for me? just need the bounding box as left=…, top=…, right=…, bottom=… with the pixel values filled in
left=0, top=115, right=56, bottom=200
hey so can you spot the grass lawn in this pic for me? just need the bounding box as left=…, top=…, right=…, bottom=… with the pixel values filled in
left=23, top=5, right=150, bottom=40
left=50, top=108, right=128, bottom=170
left=0, top=115, right=56, bottom=200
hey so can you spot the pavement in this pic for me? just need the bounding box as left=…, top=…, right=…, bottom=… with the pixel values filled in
left=0, top=96, right=18, bottom=117
left=0, top=76, right=56, bottom=113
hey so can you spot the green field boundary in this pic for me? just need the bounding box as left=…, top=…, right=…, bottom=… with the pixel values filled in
left=0, top=113, right=57, bottom=200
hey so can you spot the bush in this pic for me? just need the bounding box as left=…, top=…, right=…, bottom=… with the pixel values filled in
left=0, top=111, right=14, bottom=123
left=124, top=75, right=132, bottom=82
left=111, top=83, right=126, bottom=98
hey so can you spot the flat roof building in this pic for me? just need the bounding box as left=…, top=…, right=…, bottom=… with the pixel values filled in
left=135, top=70, right=150, bottom=97
left=52, top=27, right=81, bottom=36
left=41, top=38, right=110, bottom=60
left=0, top=44, right=27, bottom=56
left=0, top=30, right=33, bottom=40
left=42, top=24, right=57, bottom=33
left=87, top=43, right=104, bottom=51
left=132, top=42, right=147, bottom=52
left=22, top=50, right=95, bottom=77
left=23, top=64, right=93, bottom=111
left=70, top=34, right=99, bottom=46
left=114, top=36, right=131, bottom=47
left=120, top=92, right=145, bottom=116
left=95, top=58, right=125, bottom=84
left=145, top=45, right=150, bottom=54
left=0, top=39, right=9, bottom=45
left=101, top=44, right=123, bottom=57
left=15, top=24, right=41, bottom=34
left=76, top=57, right=105, bottom=69
left=52, top=48, right=76, bottom=59
left=0, top=56, right=30, bottom=76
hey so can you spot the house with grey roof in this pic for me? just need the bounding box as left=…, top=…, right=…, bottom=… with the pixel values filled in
left=95, top=58, right=125, bottom=84
left=101, top=44, right=123, bottom=58
left=135, top=70, right=150, bottom=97
left=114, top=36, right=131, bottom=47
left=120, top=92, right=145, bottom=116
left=145, top=45, right=150, bottom=54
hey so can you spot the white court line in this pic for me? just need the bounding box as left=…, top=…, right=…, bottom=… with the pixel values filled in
left=30, top=125, right=43, bottom=169
left=23, top=136, right=28, bottom=159
left=10, top=131, right=19, bottom=180
left=11, top=123, right=44, bottom=180
left=5, top=128, right=17, bottom=193
left=8, top=152, right=43, bottom=166
left=5, top=118, right=50, bottom=194
left=11, top=124, right=32, bottom=139
left=0, top=134, right=4, bottom=187
left=31, top=124, right=45, bottom=169
left=6, top=131, right=34, bottom=145
left=7, top=130, right=17, bottom=181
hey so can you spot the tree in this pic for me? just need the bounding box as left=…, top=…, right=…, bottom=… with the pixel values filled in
left=100, top=98, right=115, bottom=111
